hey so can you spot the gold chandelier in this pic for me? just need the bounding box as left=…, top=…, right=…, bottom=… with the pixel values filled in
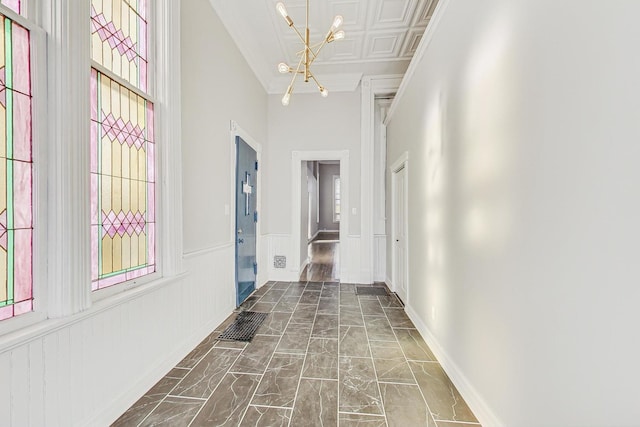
left=275, top=0, right=345, bottom=106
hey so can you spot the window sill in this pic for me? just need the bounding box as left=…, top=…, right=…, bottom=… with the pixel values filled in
left=0, top=271, right=189, bottom=355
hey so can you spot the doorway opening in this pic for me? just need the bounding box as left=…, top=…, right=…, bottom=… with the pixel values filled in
left=299, top=161, right=340, bottom=281
left=291, top=150, right=349, bottom=283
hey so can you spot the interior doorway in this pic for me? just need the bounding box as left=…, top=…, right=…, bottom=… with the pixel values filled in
left=391, top=153, right=409, bottom=303
left=299, top=161, right=340, bottom=281
left=235, top=136, right=257, bottom=306
left=291, top=150, right=349, bottom=283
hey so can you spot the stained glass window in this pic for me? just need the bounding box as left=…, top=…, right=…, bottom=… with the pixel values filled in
left=0, top=13, right=33, bottom=320
left=90, top=70, right=155, bottom=290
left=0, top=0, right=20, bottom=15
left=91, top=0, right=148, bottom=92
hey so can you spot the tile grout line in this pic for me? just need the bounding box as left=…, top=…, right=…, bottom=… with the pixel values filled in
left=185, top=334, right=250, bottom=427
left=237, top=282, right=302, bottom=427
left=135, top=336, right=222, bottom=427
left=337, top=282, right=342, bottom=427
left=384, top=302, right=439, bottom=426
left=287, top=281, right=321, bottom=427
left=358, top=291, right=390, bottom=427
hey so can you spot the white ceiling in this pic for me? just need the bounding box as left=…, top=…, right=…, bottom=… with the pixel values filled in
left=209, top=0, right=439, bottom=95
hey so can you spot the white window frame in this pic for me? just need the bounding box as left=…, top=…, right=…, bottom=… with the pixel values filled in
left=0, top=0, right=183, bottom=342
left=0, top=2, right=48, bottom=335
left=333, top=174, right=341, bottom=223
left=89, top=0, right=161, bottom=300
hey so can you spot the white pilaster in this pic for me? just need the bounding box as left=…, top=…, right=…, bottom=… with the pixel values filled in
left=45, top=0, right=92, bottom=317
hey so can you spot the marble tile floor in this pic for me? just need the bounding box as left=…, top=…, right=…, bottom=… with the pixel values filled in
left=112, top=281, right=482, bottom=427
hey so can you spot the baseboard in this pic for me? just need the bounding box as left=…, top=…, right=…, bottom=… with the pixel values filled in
left=404, top=304, right=503, bottom=427
left=299, top=257, right=310, bottom=276
left=307, top=230, right=320, bottom=243
left=84, top=309, right=232, bottom=427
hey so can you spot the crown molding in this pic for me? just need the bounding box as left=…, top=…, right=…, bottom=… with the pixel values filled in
left=385, top=0, right=451, bottom=124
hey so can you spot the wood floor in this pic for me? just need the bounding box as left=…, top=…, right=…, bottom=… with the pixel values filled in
left=299, top=233, right=340, bottom=282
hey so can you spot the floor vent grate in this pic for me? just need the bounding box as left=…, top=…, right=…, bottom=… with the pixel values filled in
left=356, top=286, right=389, bottom=296
left=216, top=311, right=268, bottom=342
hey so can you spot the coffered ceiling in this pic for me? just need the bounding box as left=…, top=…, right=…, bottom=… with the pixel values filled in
left=209, top=0, right=439, bottom=94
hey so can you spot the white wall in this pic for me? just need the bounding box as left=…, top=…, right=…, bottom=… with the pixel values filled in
left=182, top=0, right=267, bottom=253
left=265, top=91, right=361, bottom=281
left=319, top=163, right=340, bottom=231
left=386, top=1, right=640, bottom=426
left=0, top=2, right=269, bottom=426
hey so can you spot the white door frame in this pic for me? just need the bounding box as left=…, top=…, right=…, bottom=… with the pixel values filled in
left=291, top=150, right=349, bottom=281
left=361, top=76, right=403, bottom=283
left=390, top=152, right=409, bottom=301
left=229, top=120, right=264, bottom=286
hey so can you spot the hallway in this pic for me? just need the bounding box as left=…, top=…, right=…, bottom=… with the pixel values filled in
left=113, top=281, right=480, bottom=426
left=299, top=231, right=340, bottom=282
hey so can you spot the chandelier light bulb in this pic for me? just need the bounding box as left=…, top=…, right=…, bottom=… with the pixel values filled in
left=278, top=62, right=290, bottom=73
left=282, top=92, right=291, bottom=106
left=331, top=15, right=343, bottom=31
left=276, top=2, right=288, bottom=19
left=320, top=87, right=329, bottom=97
left=333, top=30, right=345, bottom=41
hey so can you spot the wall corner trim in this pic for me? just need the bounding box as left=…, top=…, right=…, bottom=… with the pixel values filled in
left=385, top=0, right=452, bottom=125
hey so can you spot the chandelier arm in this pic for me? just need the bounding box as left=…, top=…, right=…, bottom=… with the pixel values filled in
left=289, top=55, right=305, bottom=89
left=308, top=72, right=323, bottom=91
left=296, top=41, right=322, bottom=58
left=290, top=25, right=308, bottom=49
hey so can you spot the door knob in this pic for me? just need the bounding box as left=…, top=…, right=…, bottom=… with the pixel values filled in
left=238, top=228, right=243, bottom=234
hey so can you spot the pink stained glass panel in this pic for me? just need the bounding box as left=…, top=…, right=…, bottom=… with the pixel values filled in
left=90, top=121, right=98, bottom=173
left=13, top=159, right=32, bottom=228
left=139, top=60, right=148, bottom=96
left=1, top=0, right=20, bottom=15
left=13, top=228, right=32, bottom=301
left=11, top=22, right=30, bottom=95
left=97, top=274, right=124, bottom=290
left=147, top=183, right=155, bottom=222
left=12, top=91, right=32, bottom=163
left=13, top=299, right=32, bottom=315
left=90, top=173, right=98, bottom=224
left=0, top=306, right=13, bottom=321
left=145, top=93, right=154, bottom=141
left=147, top=223, right=155, bottom=265
left=139, top=20, right=148, bottom=61
left=138, top=0, right=147, bottom=21
left=90, top=225, right=99, bottom=280
left=90, top=69, right=98, bottom=121
left=146, top=142, right=155, bottom=183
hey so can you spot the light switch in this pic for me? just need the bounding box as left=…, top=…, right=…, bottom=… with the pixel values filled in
left=224, top=204, right=230, bottom=216
left=352, top=207, right=357, bottom=215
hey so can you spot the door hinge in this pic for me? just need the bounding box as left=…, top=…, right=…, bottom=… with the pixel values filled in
left=254, top=211, right=258, bottom=223
left=253, top=262, right=258, bottom=275
left=255, top=161, right=259, bottom=171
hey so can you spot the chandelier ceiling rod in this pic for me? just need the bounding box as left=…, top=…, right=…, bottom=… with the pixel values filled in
left=276, top=0, right=345, bottom=106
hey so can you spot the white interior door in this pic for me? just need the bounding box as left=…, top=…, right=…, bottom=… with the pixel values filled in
left=393, top=165, right=408, bottom=303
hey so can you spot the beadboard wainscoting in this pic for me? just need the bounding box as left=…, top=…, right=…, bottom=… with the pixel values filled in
left=0, top=243, right=236, bottom=426
left=263, top=234, right=368, bottom=284
left=374, top=234, right=387, bottom=283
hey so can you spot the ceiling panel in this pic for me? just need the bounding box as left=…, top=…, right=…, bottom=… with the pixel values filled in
left=210, top=0, right=440, bottom=94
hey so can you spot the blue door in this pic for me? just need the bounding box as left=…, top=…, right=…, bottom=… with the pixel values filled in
left=235, top=136, right=257, bottom=306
